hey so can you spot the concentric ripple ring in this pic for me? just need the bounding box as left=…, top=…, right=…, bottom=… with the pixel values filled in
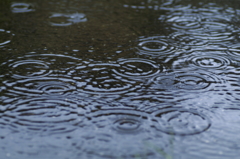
left=112, top=58, right=162, bottom=80
left=151, top=107, right=211, bottom=135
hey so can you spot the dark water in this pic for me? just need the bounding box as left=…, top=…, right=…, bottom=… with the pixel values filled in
left=1, top=0, right=240, bottom=158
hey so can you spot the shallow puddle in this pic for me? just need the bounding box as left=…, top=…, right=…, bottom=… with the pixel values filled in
left=1, top=0, right=240, bottom=158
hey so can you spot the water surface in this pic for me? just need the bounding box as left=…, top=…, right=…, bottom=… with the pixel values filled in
left=1, top=0, right=240, bottom=158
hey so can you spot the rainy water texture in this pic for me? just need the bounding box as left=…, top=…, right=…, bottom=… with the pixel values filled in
left=1, top=0, right=240, bottom=158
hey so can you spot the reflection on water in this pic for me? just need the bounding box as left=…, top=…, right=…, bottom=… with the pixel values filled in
left=1, top=0, right=240, bottom=158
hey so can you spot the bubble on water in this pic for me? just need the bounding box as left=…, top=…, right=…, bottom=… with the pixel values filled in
left=151, top=107, right=211, bottom=135
left=49, top=13, right=87, bottom=26
left=112, top=58, right=163, bottom=80
left=11, top=2, right=35, bottom=13
left=70, top=63, right=143, bottom=95
left=1, top=96, right=84, bottom=135
left=0, top=29, right=14, bottom=48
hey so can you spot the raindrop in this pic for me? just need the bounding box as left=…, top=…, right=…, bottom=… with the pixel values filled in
left=112, top=58, right=163, bottom=80
left=151, top=107, right=211, bottom=135
left=49, top=13, right=87, bottom=26
left=11, top=2, right=35, bottom=13
left=0, top=29, right=14, bottom=48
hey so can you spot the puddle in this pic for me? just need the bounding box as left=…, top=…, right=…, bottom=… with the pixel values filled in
left=1, top=0, right=240, bottom=158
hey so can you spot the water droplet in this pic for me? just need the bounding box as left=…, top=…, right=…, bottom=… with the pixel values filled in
left=151, top=107, right=211, bottom=135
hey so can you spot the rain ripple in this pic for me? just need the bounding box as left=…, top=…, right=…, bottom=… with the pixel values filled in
left=78, top=108, right=170, bottom=158
left=227, top=44, right=240, bottom=61
left=70, top=63, right=143, bottom=95
left=151, top=107, right=211, bottom=135
left=137, top=35, right=181, bottom=60
left=0, top=29, right=14, bottom=48
left=169, top=32, right=208, bottom=48
left=3, top=77, right=76, bottom=97
left=11, top=2, right=35, bottom=13
left=172, top=50, right=234, bottom=73
left=1, top=96, right=84, bottom=135
left=112, top=58, right=163, bottom=80
left=6, top=59, right=51, bottom=78
left=85, top=108, right=150, bottom=134
left=159, top=13, right=203, bottom=31
left=150, top=71, right=223, bottom=91
left=49, top=13, right=87, bottom=27
left=1, top=53, right=81, bottom=79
